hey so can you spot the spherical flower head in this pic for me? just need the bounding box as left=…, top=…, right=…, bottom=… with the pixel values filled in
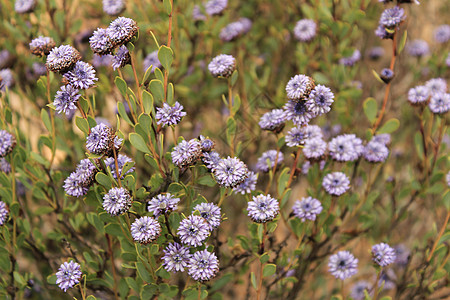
left=75, top=158, right=98, bottom=187
left=350, top=281, right=371, bottom=300
left=292, top=197, right=323, bottom=221
left=103, top=187, right=132, bottom=216
left=29, top=36, right=56, bottom=57
left=286, top=74, right=315, bottom=101
left=0, top=158, right=11, bottom=174
left=285, top=126, right=308, bottom=147
left=379, top=6, right=405, bottom=28
left=372, top=243, right=396, bottom=267
left=247, top=194, right=279, bottom=223
left=162, top=242, right=192, bottom=273
left=408, top=85, right=430, bottom=105
left=234, top=171, right=257, bottom=195
left=380, top=68, right=394, bottom=83
left=375, top=25, right=394, bottom=40
left=372, top=133, right=391, bottom=145
left=53, top=85, right=81, bottom=117
left=63, top=171, right=89, bottom=197
left=425, top=78, right=447, bottom=94
left=143, top=51, right=162, bottom=73
left=111, top=45, right=131, bottom=70
left=103, top=0, right=126, bottom=16
left=106, top=17, right=138, bottom=47
left=428, top=92, right=450, bottom=115
left=339, top=49, right=361, bottom=66
left=104, top=154, right=134, bottom=179
left=0, top=201, right=9, bottom=225
left=148, top=193, right=180, bottom=217
left=171, top=139, right=202, bottom=168
left=187, top=250, right=219, bottom=282
left=202, top=151, right=221, bottom=170
left=193, top=202, right=221, bottom=230
left=293, top=19, right=316, bottom=42
left=306, top=85, right=334, bottom=115
left=303, top=138, right=327, bottom=160
left=63, top=61, right=98, bottom=90
left=364, top=140, right=389, bottom=163
left=213, top=156, right=248, bottom=188
left=219, top=21, right=244, bottom=42
left=328, top=251, right=358, bottom=280
left=323, top=172, right=350, bottom=196
left=208, top=54, right=236, bottom=78
left=406, top=39, right=430, bottom=57
left=328, top=134, right=360, bottom=162
left=46, top=45, right=82, bottom=73
left=130, top=216, right=161, bottom=244
left=15, top=0, right=36, bottom=14
left=192, top=5, right=207, bottom=21
left=86, top=123, right=114, bottom=155
left=55, top=261, right=82, bottom=292
left=434, top=25, right=450, bottom=43
left=177, top=215, right=211, bottom=247
left=367, top=47, right=385, bottom=60
left=256, top=150, right=283, bottom=173
left=156, top=101, right=187, bottom=127
left=205, top=0, right=227, bottom=16
left=283, top=100, right=316, bottom=126
left=89, top=28, right=114, bottom=55
left=259, top=109, right=286, bottom=132
left=199, top=135, right=214, bottom=152
left=0, top=69, right=14, bottom=91
left=0, top=130, right=16, bottom=158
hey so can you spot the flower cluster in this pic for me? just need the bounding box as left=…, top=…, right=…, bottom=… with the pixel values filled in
left=63, top=159, right=98, bottom=197
left=408, top=78, right=449, bottom=114
left=219, top=18, right=252, bottom=42
left=375, top=6, right=405, bottom=39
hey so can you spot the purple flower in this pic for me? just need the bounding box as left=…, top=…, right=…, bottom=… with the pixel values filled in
left=172, top=139, right=202, bottom=168
left=408, top=85, right=430, bottom=105
left=394, top=244, right=410, bottom=266
left=372, top=243, right=396, bottom=267
left=86, top=124, right=114, bottom=155
left=364, top=140, right=389, bottom=163
left=205, top=0, right=227, bottom=16
left=0, top=158, right=11, bottom=174
left=15, top=0, right=37, bottom=14
left=53, top=85, right=81, bottom=116
left=256, top=150, right=283, bottom=173
left=208, top=54, right=236, bottom=78
left=0, top=69, right=14, bottom=91
left=328, top=251, right=358, bottom=280
left=285, top=126, right=309, bottom=147
left=219, top=18, right=252, bottom=42
left=339, top=49, right=361, bottom=66
left=187, top=250, right=219, bottom=282
left=148, top=193, right=180, bottom=217
left=428, top=92, right=450, bottom=114
left=74, top=158, right=98, bottom=187
left=63, top=61, right=97, bottom=89
left=192, top=5, right=207, bottom=21
left=380, top=68, right=394, bottom=83
left=156, top=101, right=187, bottom=127
left=303, top=138, right=327, bottom=160
left=29, top=36, right=56, bottom=56
left=434, top=25, right=450, bottom=43
left=247, top=194, right=279, bottom=223
left=32, top=62, right=47, bottom=76
left=367, top=47, right=385, bottom=60
left=103, top=187, right=132, bottom=216
left=55, top=261, right=82, bottom=292
left=292, top=197, right=323, bottom=221
left=103, top=0, right=126, bottom=16
left=64, top=172, right=89, bottom=197
left=285, top=74, right=315, bottom=101
left=406, top=39, right=429, bottom=57
left=213, top=156, right=248, bottom=188
left=328, top=134, right=362, bottom=162
left=106, top=17, right=138, bottom=46
left=130, top=216, right=161, bottom=244
left=425, top=78, right=447, bottom=94
left=372, top=134, right=391, bottom=145
left=234, top=171, right=257, bottom=195
left=111, top=45, right=131, bottom=70
left=92, top=54, right=113, bottom=68
left=202, top=151, right=221, bottom=170
left=0, top=130, right=16, bottom=158
left=199, top=135, right=214, bottom=152
left=177, top=215, right=210, bottom=247
left=193, top=202, right=221, bottom=230
left=350, top=281, right=371, bottom=300
left=0, top=201, right=9, bottom=225
left=0, top=50, right=13, bottom=70
left=46, top=45, right=81, bottom=73
left=323, top=172, right=350, bottom=196
left=284, top=100, right=316, bottom=126
left=104, top=154, right=135, bottom=179
left=375, top=25, right=394, bottom=40
left=143, top=51, right=162, bottom=73
left=162, top=242, right=192, bottom=273
left=306, top=85, right=334, bottom=115
left=89, top=28, right=114, bottom=55
left=259, top=109, right=286, bottom=132
left=379, top=7, right=405, bottom=28
left=293, top=19, right=316, bottom=42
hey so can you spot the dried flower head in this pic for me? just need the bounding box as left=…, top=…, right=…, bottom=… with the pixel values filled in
left=286, top=74, right=315, bottom=101
left=46, top=45, right=81, bottom=73
left=29, top=36, right=56, bottom=56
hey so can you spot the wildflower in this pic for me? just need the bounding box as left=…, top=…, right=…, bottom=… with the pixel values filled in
left=234, top=171, right=257, bottom=195
left=193, top=203, right=221, bottom=230
left=177, top=215, right=210, bottom=247
left=434, top=25, right=450, bottom=43
left=284, top=100, right=316, bottom=126
left=372, top=134, right=391, bottom=145
left=103, top=0, right=126, bottom=16
left=213, top=156, right=248, bottom=188
left=259, top=109, right=286, bottom=132
left=408, top=85, right=430, bottom=105
left=303, top=138, right=327, bottom=160
left=202, top=151, right=221, bottom=170
left=285, top=126, right=309, bottom=147
left=162, top=242, right=192, bottom=273
left=0, top=158, right=11, bottom=174
left=0, top=201, right=9, bottom=225
left=428, top=92, right=450, bottom=114
left=15, top=0, right=36, bottom=14
left=29, top=36, right=56, bottom=56
left=106, top=17, right=138, bottom=46
left=103, top=187, right=132, bottom=216
left=147, top=193, right=180, bottom=217
left=199, top=135, right=214, bottom=152
left=0, top=130, right=16, bottom=158
left=104, top=154, right=135, bottom=179
left=293, top=19, right=316, bottom=42
left=247, top=194, right=279, bottom=223
left=205, top=0, right=227, bottom=16
left=219, top=18, right=252, bottom=42
left=208, top=54, right=236, bottom=78
left=372, top=243, right=397, bottom=267
left=89, top=28, right=114, bottom=55
left=74, top=158, right=98, bottom=187
left=322, top=172, right=350, bottom=196
left=292, top=197, right=323, bottom=221
left=306, top=85, right=334, bottom=115
left=156, top=101, right=186, bottom=127
left=32, top=62, right=47, bottom=76
left=0, top=69, right=14, bottom=91
left=172, top=139, right=202, bottom=168
left=256, top=150, right=283, bottom=173
left=53, top=85, right=81, bottom=116
left=86, top=124, right=115, bottom=155
left=425, top=78, right=447, bottom=94
left=0, top=50, right=13, bottom=70
left=394, top=244, right=410, bottom=266
left=187, top=250, right=219, bottom=282
left=406, top=39, right=429, bottom=57
left=55, top=261, right=82, bottom=292
left=285, top=74, right=315, bottom=101
left=111, top=45, right=131, bottom=70
left=143, top=51, right=162, bottom=73
left=63, top=61, right=97, bottom=89
left=46, top=45, right=82, bottom=73
left=375, top=25, right=394, bottom=40
left=130, top=216, right=161, bottom=244
left=380, top=68, right=394, bottom=83
left=328, top=251, right=358, bottom=280
left=192, top=5, right=206, bottom=21
left=339, top=49, right=361, bottom=66
left=328, top=134, right=361, bottom=162
left=92, top=54, right=113, bottom=68
left=63, top=172, right=89, bottom=197
left=350, top=281, right=371, bottom=300
left=379, top=7, right=405, bottom=28
left=364, top=140, right=389, bottom=163
left=367, top=47, right=385, bottom=60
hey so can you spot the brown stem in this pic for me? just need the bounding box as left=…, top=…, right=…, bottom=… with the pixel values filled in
left=427, top=211, right=450, bottom=262
left=130, top=53, right=145, bottom=112
left=163, top=0, right=174, bottom=102
left=286, top=147, right=302, bottom=188
left=106, top=234, right=120, bottom=300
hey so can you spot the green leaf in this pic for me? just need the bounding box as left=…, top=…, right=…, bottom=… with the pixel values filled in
left=232, top=94, right=241, bottom=115
left=149, top=80, right=165, bottom=104
left=251, top=272, right=257, bottom=289
left=41, top=109, right=52, bottom=132
left=231, top=70, right=239, bottom=87
left=156, top=266, right=171, bottom=279
left=158, top=45, right=174, bottom=70
left=372, top=69, right=384, bottom=84
left=378, top=118, right=400, bottom=134
left=263, top=264, right=276, bottom=277
left=167, top=83, right=174, bottom=104
left=118, top=101, right=133, bottom=126
left=136, top=261, right=152, bottom=283
left=226, top=117, right=236, bottom=146
left=398, top=30, right=408, bottom=54
left=95, top=172, right=112, bottom=190
left=142, top=91, right=154, bottom=115
left=115, top=76, right=128, bottom=98
left=129, top=133, right=151, bottom=154
left=163, top=0, right=172, bottom=14
left=104, top=224, right=124, bottom=238
left=75, top=116, right=90, bottom=135
left=363, top=97, right=378, bottom=124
